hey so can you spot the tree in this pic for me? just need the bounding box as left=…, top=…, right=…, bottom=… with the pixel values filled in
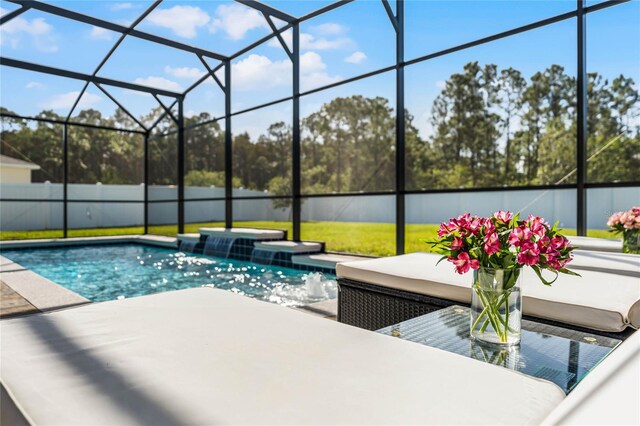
left=429, top=62, right=502, bottom=187
left=497, top=68, right=527, bottom=181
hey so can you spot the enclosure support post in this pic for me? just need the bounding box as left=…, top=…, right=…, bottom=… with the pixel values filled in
left=395, top=0, right=406, bottom=255
left=143, top=132, right=149, bottom=234
left=177, top=98, right=185, bottom=234
left=63, top=123, right=68, bottom=238
left=576, top=0, right=587, bottom=236
left=224, top=60, right=233, bottom=229
left=292, top=23, right=301, bottom=242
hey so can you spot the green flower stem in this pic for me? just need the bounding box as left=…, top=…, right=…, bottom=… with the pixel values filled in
left=471, top=304, right=490, bottom=332
left=473, top=286, right=516, bottom=343
left=504, top=295, right=510, bottom=337
left=474, top=288, right=507, bottom=342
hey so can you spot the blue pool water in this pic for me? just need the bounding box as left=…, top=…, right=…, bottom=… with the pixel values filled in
left=2, top=244, right=337, bottom=306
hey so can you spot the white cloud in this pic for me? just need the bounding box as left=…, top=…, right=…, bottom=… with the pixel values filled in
left=90, top=26, right=113, bottom=41
left=299, top=52, right=341, bottom=91
left=209, top=3, right=267, bottom=40
left=233, top=52, right=337, bottom=91
left=134, top=76, right=183, bottom=92
left=0, top=13, right=57, bottom=52
left=164, top=66, right=206, bottom=80
left=232, top=54, right=291, bottom=91
left=301, top=72, right=341, bottom=92
left=231, top=51, right=340, bottom=93
left=268, top=28, right=353, bottom=51
left=26, top=81, right=46, bottom=89
left=40, top=92, right=102, bottom=110
left=303, top=33, right=352, bottom=50
left=147, top=5, right=210, bottom=38
left=111, top=2, right=134, bottom=11
left=435, top=80, right=447, bottom=89
left=311, top=23, right=346, bottom=36
left=345, top=51, right=367, bottom=64
left=300, top=51, right=326, bottom=74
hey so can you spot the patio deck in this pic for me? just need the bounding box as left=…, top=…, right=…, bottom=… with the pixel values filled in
left=0, top=281, right=39, bottom=319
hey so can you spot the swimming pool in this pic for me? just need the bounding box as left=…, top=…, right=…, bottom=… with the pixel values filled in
left=1, top=244, right=337, bottom=306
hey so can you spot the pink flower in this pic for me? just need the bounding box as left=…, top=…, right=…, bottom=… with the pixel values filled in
left=546, top=254, right=563, bottom=271
left=484, top=232, right=501, bottom=255
left=620, top=212, right=629, bottom=225
left=538, top=236, right=562, bottom=255
left=493, top=210, right=513, bottom=223
left=483, top=217, right=496, bottom=234
left=527, top=215, right=548, bottom=237
left=624, top=217, right=636, bottom=229
left=438, top=221, right=455, bottom=238
left=468, top=218, right=483, bottom=235
left=449, top=252, right=480, bottom=274
left=508, top=226, right=533, bottom=247
left=550, top=235, right=569, bottom=250
left=451, top=237, right=464, bottom=251
left=517, top=242, right=540, bottom=266
left=607, top=212, right=622, bottom=227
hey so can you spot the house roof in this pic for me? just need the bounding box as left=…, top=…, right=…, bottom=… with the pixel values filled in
left=0, top=155, right=41, bottom=170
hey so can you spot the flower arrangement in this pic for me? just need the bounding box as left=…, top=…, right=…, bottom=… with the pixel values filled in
left=430, top=211, right=578, bottom=345
left=607, top=207, right=640, bottom=254
left=432, top=211, right=577, bottom=284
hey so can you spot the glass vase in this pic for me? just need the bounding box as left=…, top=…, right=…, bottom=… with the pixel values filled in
left=470, top=267, right=522, bottom=346
left=622, top=230, right=640, bottom=254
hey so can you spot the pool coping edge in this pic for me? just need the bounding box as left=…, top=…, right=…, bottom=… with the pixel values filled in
left=0, top=255, right=91, bottom=315
left=0, top=235, right=178, bottom=250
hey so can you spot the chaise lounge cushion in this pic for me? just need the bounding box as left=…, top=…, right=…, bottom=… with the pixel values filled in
left=569, top=250, right=640, bottom=278
left=0, top=288, right=565, bottom=425
left=568, top=236, right=622, bottom=253
left=337, top=252, right=640, bottom=332
left=541, top=330, right=640, bottom=425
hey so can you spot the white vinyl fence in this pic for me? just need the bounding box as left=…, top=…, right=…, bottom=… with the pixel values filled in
left=0, top=183, right=638, bottom=231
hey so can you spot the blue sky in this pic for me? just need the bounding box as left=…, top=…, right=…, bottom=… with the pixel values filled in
left=1, top=0, right=638, bottom=138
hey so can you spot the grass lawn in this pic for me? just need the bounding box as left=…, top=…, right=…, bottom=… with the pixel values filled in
left=0, top=221, right=616, bottom=257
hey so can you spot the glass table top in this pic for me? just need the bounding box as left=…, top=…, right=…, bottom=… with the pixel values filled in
left=377, top=306, right=621, bottom=394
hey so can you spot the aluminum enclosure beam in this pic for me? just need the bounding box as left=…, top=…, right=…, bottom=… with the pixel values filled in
left=5, top=0, right=229, bottom=61
left=576, top=0, right=588, bottom=235
left=0, top=57, right=182, bottom=98
left=236, top=0, right=295, bottom=23
left=0, top=5, right=30, bottom=25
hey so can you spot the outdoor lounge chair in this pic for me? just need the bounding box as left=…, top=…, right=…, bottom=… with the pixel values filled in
left=1, top=287, right=638, bottom=425
left=336, top=251, right=640, bottom=335
left=541, top=329, right=640, bottom=425
left=1, top=287, right=565, bottom=425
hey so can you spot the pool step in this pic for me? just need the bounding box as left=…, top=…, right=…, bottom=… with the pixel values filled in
left=176, top=233, right=201, bottom=243
left=292, top=253, right=371, bottom=270
left=254, top=241, right=323, bottom=254
left=199, top=227, right=286, bottom=240
left=250, top=240, right=325, bottom=269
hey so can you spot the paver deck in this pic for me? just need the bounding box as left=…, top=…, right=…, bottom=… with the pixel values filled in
left=0, top=281, right=39, bottom=319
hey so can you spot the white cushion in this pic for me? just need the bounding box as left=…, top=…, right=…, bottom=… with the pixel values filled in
left=0, top=288, right=565, bottom=425
left=568, top=236, right=622, bottom=253
left=542, top=330, right=640, bottom=425
left=337, top=252, right=640, bottom=332
left=571, top=250, right=640, bottom=278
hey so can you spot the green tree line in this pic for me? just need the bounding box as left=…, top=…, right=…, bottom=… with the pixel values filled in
left=1, top=62, right=638, bottom=193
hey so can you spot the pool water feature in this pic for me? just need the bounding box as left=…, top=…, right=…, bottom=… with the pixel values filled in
left=2, top=244, right=337, bottom=306
left=202, top=236, right=234, bottom=258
